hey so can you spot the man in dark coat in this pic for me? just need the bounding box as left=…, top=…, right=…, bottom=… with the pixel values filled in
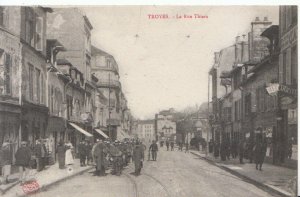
left=15, top=141, right=32, bottom=184
left=0, top=142, right=12, bottom=184
left=166, top=140, right=170, bottom=151
left=254, top=137, right=267, bottom=171
left=170, top=141, right=174, bottom=151
left=34, top=139, right=47, bottom=172
left=149, top=140, right=158, bottom=161
left=132, top=142, right=144, bottom=175
left=92, top=140, right=106, bottom=176
left=78, top=141, right=86, bottom=167
left=238, top=140, right=246, bottom=164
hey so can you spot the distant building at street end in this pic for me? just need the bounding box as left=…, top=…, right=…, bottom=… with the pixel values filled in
left=136, top=119, right=155, bottom=143
left=155, top=108, right=177, bottom=142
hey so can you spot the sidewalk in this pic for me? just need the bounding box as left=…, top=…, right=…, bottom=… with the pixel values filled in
left=1, top=159, right=93, bottom=197
left=190, top=150, right=297, bottom=197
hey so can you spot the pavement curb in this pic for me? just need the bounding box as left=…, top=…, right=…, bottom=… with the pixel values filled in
left=2, top=166, right=93, bottom=197
left=190, top=151, right=292, bottom=197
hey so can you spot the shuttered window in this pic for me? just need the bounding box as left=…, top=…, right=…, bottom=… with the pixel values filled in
left=0, top=51, right=11, bottom=95
left=35, top=17, right=43, bottom=51
left=28, top=64, right=34, bottom=100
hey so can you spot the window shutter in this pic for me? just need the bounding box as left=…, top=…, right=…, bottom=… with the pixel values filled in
left=5, top=53, right=11, bottom=94
left=35, top=17, right=43, bottom=51
left=279, top=54, right=283, bottom=84
left=286, top=48, right=292, bottom=85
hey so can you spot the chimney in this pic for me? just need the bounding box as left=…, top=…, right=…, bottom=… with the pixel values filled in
left=264, top=17, right=268, bottom=21
left=214, top=52, right=219, bottom=64
left=255, top=17, right=260, bottom=21
left=235, top=36, right=240, bottom=43
left=242, top=34, right=246, bottom=42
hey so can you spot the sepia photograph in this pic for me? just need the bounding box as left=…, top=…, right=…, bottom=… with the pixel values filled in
left=0, top=3, right=298, bottom=197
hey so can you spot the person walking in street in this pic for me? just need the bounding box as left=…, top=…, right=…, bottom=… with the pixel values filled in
left=253, top=136, right=267, bottom=171
left=185, top=142, right=189, bottom=153
left=78, top=141, right=86, bottom=167
left=92, top=139, right=106, bottom=176
left=0, top=142, right=12, bottom=184
left=34, top=139, right=47, bottom=172
left=86, top=141, right=93, bottom=165
left=149, top=140, right=158, bottom=161
left=56, top=140, right=66, bottom=169
left=132, top=142, right=144, bottom=176
left=15, top=141, right=32, bottom=184
left=170, top=141, right=174, bottom=151
left=238, top=140, right=246, bottom=164
left=166, top=140, right=170, bottom=151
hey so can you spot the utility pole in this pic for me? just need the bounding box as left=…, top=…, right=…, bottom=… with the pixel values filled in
left=108, top=72, right=111, bottom=139
left=206, top=74, right=210, bottom=157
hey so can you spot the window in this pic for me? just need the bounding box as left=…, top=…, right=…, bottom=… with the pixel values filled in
left=282, top=51, right=287, bottom=84
left=291, top=46, right=297, bottom=85
left=35, top=68, right=40, bottom=103
left=28, top=64, right=34, bottom=100
left=0, top=51, right=11, bottom=95
left=25, top=8, right=35, bottom=47
left=35, top=17, right=43, bottom=51
left=41, top=75, right=44, bottom=104
left=244, top=94, right=251, bottom=116
left=292, top=6, right=298, bottom=25
left=0, top=7, right=5, bottom=27
left=234, top=101, right=238, bottom=121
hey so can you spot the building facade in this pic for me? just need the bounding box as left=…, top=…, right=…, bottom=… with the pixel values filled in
left=155, top=108, right=177, bottom=142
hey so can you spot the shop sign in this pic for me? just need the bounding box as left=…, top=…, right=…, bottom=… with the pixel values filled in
left=281, top=25, right=297, bottom=51
left=266, top=83, right=279, bottom=96
left=266, top=83, right=297, bottom=97
left=280, top=96, right=294, bottom=105
left=288, top=108, right=297, bottom=124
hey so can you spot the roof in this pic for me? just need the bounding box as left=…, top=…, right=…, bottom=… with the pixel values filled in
left=91, top=46, right=112, bottom=57
left=261, top=25, right=279, bottom=40
left=139, top=119, right=155, bottom=124
left=83, top=15, right=93, bottom=30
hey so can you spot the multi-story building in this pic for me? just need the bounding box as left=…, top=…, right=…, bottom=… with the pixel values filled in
left=47, top=8, right=98, bottom=151
left=277, top=6, right=297, bottom=163
left=136, top=120, right=155, bottom=143
left=0, top=6, right=53, bottom=159
left=155, top=108, right=177, bottom=142
left=91, top=45, right=125, bottom=141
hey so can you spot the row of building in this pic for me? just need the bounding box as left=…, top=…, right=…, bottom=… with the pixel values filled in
left=209, top=6, right=297, bottom=167
left=132, top=108, right=177, bottom=144
left=0, top=7, right=132, bottom=162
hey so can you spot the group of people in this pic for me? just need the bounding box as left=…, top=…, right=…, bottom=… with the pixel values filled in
left=0, top=139, right=52, bottom=185
left=91, top=139, right=146, bottom=176
left=210, top=135, right=268, bottom=171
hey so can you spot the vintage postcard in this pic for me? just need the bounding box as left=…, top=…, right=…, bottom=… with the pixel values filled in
left=0, top=2, right=298, bottom=197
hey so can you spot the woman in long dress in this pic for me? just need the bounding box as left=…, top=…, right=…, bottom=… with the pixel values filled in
left=57, top=141, right=66, bottom=169
left=65, top=142, right=74, bottom=165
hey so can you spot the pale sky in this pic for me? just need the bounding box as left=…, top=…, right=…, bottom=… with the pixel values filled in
left=82, top=6, right=279, bottom=119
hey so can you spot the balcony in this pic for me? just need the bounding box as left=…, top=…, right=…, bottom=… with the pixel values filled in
left=97, top=79, right=121, bottom=89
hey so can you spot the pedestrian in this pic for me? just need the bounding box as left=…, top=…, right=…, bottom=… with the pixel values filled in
left=86, top=141, right=93, bottom=165
left=78, top=141, right=86, bottom=167
left=65, top=142, right=74, bottom=166
left=170, top=141, right=174, bottom=151
left=185, top=142, right=189, bottom=153
left=166, top=140, right=170, bottom=151
left=109, top=141, right=123, bottom=176
left=132, top=142, right=144, bottom=176
left=238, top=140, right=246, bottom=164
left=56, top=140, right=66, bottom=169
left=0, top=142, right=12, bottom=184
left=253, top=136, right=267, bottom=171
left=15, top=141, right=32, bottom=184
left=34, top=139, right=47, bottom=172
left=92, top=139, right=106, bottom=176
left=149, top=140, right=158, bottom=161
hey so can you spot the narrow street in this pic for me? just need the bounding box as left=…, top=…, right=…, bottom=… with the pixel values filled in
left=34, top=147, right=275, bottom=197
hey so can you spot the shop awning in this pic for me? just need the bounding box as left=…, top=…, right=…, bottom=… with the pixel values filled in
left=95, top=129, right=109, bottom=139
left=69, top=122, right=93, bottom=137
